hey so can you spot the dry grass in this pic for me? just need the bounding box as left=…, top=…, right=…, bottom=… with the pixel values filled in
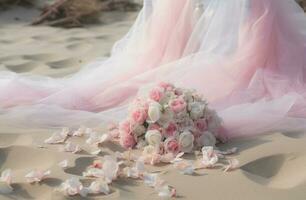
left=298, top=0, right=306, bottom=11
left=32, top=0, right=140, bottom=27
left=0, top=0, right=34, bottom=7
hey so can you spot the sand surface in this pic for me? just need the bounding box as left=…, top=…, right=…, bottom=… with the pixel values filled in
left=0, top=7, right=306, bottom=200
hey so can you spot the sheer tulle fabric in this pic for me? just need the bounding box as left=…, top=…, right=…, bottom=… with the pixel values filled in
left=0, top=0, right=306, bottom=139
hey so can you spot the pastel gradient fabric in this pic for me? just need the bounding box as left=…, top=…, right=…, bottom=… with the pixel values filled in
left=0, top=0, right=306, bottom=139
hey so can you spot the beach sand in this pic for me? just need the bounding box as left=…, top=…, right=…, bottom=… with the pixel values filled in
left=0, top=6, right=306, bottom=200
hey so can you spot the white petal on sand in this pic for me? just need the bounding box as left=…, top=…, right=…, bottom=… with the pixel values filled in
left=90, top=149, right=102, bottom=155
left=83, top=168, right=105, bottom=178
left=201, top=146, right=219, bottom=168
left=88, top=181, right=110, bottom=195
left=0, top=169, right=13, bottom=194
left=59, top=177, right=89, bottom=197
left=156, top=185, right=176, bottom=198
left=173, top=160, right=195, bottom=175
left=86, top=132, right=101, bottom=145
left=44, top=128, right=70, bottom=144
left=62, top=142, right=82, bottom=153
left=223, top=159, right=240, bottom=172
left=170, top=152, right=184, bottom=163
left=58, top=160, right=69, bottom=169
left=102, top=156, right=119, bottom=183
left=25, top=170, right=51, bottom=183
left=143, top=173, right=161, bottom=188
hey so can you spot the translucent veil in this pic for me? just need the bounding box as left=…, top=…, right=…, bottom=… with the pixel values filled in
left=1, top=0, right=306, bottom=139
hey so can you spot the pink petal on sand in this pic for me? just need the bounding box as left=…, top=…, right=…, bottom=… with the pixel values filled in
left=0, top=169, right=13, bottom=194
left=25, top=170, right=51, bottom=183
left=62, top=142, right=82, bottom=153
left=58, top=160, right=69, bottom=169
left=223, top=159, right=240, bottom=172
left=88, top=181, right=110, bottom=195
left=44, top=128, right=69, bottom=144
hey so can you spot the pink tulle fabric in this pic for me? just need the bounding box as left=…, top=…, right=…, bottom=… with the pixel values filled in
left=0, top=0, right=306, bottom=139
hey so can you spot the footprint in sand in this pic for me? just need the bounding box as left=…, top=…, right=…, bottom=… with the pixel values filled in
left=47, top=58, right=81, bottom=69
left=95, top=35, right=110, bottom=40
left=23, top=53, right=65, bottom=62
left=5, top=61, right=40, bottom=73
left=281, top=132, right=306, bottom=139
left=66, top=43, right=93, bottom=52
left=241, top=153, right=306, bottom=189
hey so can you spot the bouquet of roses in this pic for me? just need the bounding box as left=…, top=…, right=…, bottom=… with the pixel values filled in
left=119, top=82, right=223, bottom=154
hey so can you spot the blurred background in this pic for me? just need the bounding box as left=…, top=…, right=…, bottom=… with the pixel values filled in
left=0, top=0, right=143, bottom=77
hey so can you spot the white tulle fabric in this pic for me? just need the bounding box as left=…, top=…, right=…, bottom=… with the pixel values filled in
left=1, top=0, right=306, bottom=139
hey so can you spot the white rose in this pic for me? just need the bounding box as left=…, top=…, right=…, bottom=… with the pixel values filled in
left=147, top=102, right=162, bottom=123
left=133, top=125, right=146, bottom=137
left=142, top=145, right=157, bottom=155
left=183, top=90, right=194, bottom=102
left=136, top=139, right=147, bottom=149
left=198, top=131, right=216, bottom=147
left=159, top=91, right=175, bottom=105
left=145, top=130, right=162, bottom=146
left=188, top=102, right=204, bottom=120
left=158, top=108, right=174, bottom=125
left=179, top=131, right=194, bottom=153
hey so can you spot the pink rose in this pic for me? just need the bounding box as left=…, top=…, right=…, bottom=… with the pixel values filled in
left=195, top=119, right=207, bottom=132
left=192, top=130, right=202, bottom=140
left=119, top=120, right=131, bottom=134
left=143, top=101, right=149, bottom=113
left=130, top=109, right=147, bottom=124
left=120, top=132, right=136, bottom=149
left=149, top=87, right=163, bottom=102
left=169, top=98, right=186, bottom=113
left=164, top=138, right=179, bottom=154
left=158, top=82, right=174, bottom=91
left=174, top=89, right=183, bottom=96
left=148, top=123, right=162, bottom=131
left=164, top=122, right=177, bottom=137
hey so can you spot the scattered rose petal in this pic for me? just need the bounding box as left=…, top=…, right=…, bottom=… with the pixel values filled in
left=63, top=142, right=82, bottom=154
left=86, top=132, right=110, bottom=146
left=173, top=160, right=194, bottom=175
left=25, top=170, right=50, bottom=183
left=90, top=149, right=102, bottom=155
left=59, top=177, right=89, bottom=197
left=83, top=168, right=105, bottom=178
left=143, top=173, right=161, bottom=188
left=72, top=126, right=90, bottom=137
left=102, top=156, right=120, bottom=183
left=86, top=132, right=101, bottom=146
left=0, top=169, right=13, bottom=194
left=44, top=128, right=69, bottom=144
left=156, top=185, right=176, bottom=198
left=90, top=160, right=103, bottom=169
left=100, top=134, right=109, bottom=143
left=170, top=152, right=184, bottom=163
left=223, top=159, right=240, bottom=172
left=58, top=160, right=69, bottom=169
left=88, top=181, right=110, bottom=195
left=160, top=153, right=176, bottom=163
left=123, top=159, right=145, bottom=178
left=200, top=146, right=218, bottom=168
